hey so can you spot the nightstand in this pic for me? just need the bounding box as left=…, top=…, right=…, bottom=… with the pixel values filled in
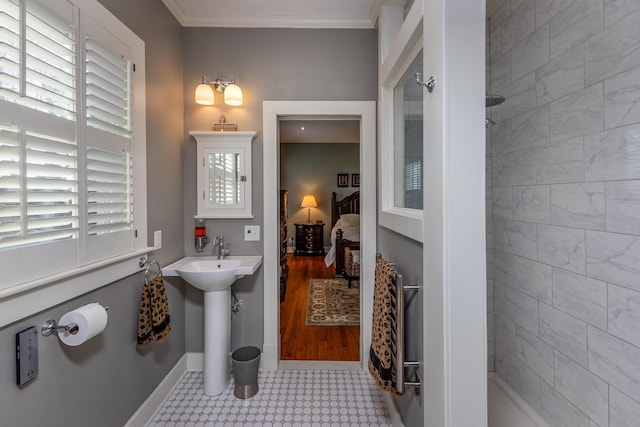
left=294, top=223, right=324, bottom=256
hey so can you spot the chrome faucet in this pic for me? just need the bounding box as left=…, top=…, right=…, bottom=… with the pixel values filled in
left=213, top=232, right=231, bottom=259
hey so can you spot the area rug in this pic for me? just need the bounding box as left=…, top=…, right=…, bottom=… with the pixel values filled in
left=306, top=278, right=360, bottom=326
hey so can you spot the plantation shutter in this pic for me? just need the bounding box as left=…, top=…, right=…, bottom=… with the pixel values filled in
left=0, top=0, right=76, bottom=119
left=0, top=0, right=79, bottom=285
left=405, top=159, right=422, bottom=191
left=0, top=0, right=78, bottom=248
left=0, top=0, right=142, bottom=288
left=86, top=147, right=131, bottom=237
left=82, top=16, right=133, bottom=263
left=85, top=38, right=130, bottom=137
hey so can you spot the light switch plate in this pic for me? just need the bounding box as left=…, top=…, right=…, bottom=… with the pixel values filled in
left=16, top=326, right=38, bottom=386
left=154, top=230, right=162, bottom=249
left=244, top=225, right=260, bottom=241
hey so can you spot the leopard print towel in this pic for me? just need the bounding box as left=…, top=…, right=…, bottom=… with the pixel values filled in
left=368, top=257, right=398, bottom=394
left=136, top=276, right=171, bottom=349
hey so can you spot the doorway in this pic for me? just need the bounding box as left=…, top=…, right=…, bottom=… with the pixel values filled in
left=262, top=101, right=376, bottom=370
left=279, top=119, right=360, bottom=360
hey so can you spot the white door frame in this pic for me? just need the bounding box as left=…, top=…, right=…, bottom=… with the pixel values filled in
left=262, top=100, right=376, bottom=370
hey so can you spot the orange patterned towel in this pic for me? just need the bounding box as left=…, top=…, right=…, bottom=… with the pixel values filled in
left=368, top=257, right=398, bottom=393
left=136, top=276, right=171, bottom=349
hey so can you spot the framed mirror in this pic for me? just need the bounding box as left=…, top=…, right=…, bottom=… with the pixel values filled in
left=190, top=131, right=256, bottom=218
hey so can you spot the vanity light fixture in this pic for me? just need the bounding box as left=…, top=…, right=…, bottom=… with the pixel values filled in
left=195, top=75, right=243, bottom=106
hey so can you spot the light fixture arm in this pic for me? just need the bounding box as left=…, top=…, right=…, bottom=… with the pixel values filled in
left=201, top=75, right=237, bottom=93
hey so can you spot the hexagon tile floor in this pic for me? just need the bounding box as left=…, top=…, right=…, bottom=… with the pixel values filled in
left=145, top=369, right=393, bottom=427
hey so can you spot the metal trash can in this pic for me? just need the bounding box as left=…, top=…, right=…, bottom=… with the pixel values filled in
left=231, top=346, right=261, bottom=399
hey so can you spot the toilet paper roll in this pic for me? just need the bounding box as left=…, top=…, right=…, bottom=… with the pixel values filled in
left=57, top=303, right=108, bottom=346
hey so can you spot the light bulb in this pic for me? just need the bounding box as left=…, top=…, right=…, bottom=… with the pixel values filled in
left=195, top=83, right=214, bottom=105
left=224, top=83, right=243, bottom=106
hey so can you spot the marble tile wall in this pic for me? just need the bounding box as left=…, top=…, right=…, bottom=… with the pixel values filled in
left=488, top=0, right=640, bottom=425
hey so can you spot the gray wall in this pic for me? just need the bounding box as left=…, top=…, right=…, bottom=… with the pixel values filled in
left=182, top=28, right=377, bottom=352
left=489, top=0, right=640, bottom=425
left=281, top=142, right=359, bottom=245
left=0, top=1, right=186, bottom=425
left=376, top=227, right=423, bottom=426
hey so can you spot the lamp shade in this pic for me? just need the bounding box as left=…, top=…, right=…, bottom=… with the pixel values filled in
left=195, top=83, right=214, bottom=105
left=301, top=195, right=318, bottom=208
left=224, top=83, right=243, bottom=106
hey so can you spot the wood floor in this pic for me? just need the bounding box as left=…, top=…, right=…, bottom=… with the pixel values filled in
left=280, top=253, right=360, bottom=361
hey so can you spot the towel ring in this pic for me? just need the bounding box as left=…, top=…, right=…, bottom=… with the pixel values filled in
left=143, top=259, right=163, bottom=285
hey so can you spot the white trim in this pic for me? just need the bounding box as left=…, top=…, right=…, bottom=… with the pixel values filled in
left=278, top=360, right=361, bottom=371
left=378, top=1, right=425, bottom=242
left=383, top=391, right=406, bottom=427
left=263, top=101, right=376, bottom=371
left=160, top=0, right=187, bottom=25
left=124, top=354, right=191, bottom=427
left=182, top=16, right=374, bottom=29
left=422, top=0, right=487, bottom=425
left=0, top=247, right=152, bottom=328
left=160, top=0, right=376, bottom=29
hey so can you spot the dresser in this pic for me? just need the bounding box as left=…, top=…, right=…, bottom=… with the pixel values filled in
left=294, top=223, right=324, bottom=256
left=280, top=190, right=288, bottom=302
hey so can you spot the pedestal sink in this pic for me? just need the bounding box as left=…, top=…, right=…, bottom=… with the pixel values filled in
left=163, top=255, right=262, bottom=396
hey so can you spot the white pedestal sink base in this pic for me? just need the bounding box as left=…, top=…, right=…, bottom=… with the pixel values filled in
left=161, top=255, right=263, bottom=396
left=203, top=289, right=231, bottom=396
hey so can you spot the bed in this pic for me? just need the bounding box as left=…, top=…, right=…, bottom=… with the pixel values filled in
left=324, top=191, right=360, bottom=276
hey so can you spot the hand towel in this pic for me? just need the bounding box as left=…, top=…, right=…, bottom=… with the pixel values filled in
left=368, top=257, right=398, bottom=393
left=136, top=275, right=171, bottom=349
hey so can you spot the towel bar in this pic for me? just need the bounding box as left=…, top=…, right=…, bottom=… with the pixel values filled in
left=391, top=272, right=421, bottom=394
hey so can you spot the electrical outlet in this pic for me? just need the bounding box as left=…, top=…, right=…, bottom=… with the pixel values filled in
left=16, top=326, right=38, bottom=386
left=244, top=225, right=260, bottom=241
left=154, top=230, right=162, bottom=249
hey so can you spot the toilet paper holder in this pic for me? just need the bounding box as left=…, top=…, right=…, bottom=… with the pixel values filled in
left=41, top=304, right=109, bottom=337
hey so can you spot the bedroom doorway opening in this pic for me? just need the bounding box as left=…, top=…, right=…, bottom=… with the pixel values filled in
left=279, top=118, right=360, bottom=361
left=262, top=100, right=376, bottom=371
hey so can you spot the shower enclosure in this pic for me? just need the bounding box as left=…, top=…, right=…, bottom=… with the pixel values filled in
left=487, top=0, right=640, bottom=426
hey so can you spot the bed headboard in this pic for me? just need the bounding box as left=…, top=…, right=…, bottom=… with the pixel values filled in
left=331, top=191, right=360, bottom=228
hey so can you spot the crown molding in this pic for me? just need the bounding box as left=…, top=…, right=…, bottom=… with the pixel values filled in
left=161, top=0, right=378, bottom=28
left=181, top=15, right=375, bottom=29
left=161, top=0, right=186, bottom=25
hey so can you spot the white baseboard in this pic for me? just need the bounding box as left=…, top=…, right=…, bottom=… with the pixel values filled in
left=488, top=372, right=549, bottom=427
left=383, top=392, right=405, bottom=427
left=124, top=352, right=203, bottom=427
left=278, top=360, right=361, bottom=370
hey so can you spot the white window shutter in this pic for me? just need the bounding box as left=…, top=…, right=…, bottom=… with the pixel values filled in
left=85, top=37, right=130, bottom=138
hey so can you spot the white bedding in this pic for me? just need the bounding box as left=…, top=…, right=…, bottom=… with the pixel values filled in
left=324, top=217, right=360, bottom=267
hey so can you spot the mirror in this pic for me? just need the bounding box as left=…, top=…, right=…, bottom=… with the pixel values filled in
left=210, top=152, right=242, bottom=205
left=190, top=131, right=256, bottom=218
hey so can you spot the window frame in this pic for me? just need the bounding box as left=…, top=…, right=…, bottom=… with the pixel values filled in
left=0, top=0, right=149, bottom=328
left=379, top=1, right=424, bottom=241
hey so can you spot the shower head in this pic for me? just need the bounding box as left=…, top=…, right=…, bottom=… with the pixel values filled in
left=486, top=95, right=505, bottom=107
left=485, top=118, right=496, bottom=128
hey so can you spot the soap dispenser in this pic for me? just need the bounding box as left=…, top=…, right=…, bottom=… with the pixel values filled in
left=195, top=219, right=208, bottom=252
